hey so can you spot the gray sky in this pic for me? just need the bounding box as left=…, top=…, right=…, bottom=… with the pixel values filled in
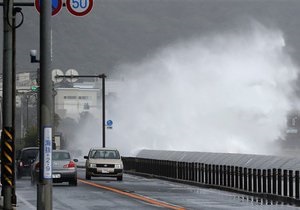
left=0, top=0, right=300, bottom=76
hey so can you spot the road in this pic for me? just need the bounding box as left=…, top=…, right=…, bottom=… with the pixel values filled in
left=11, top=168, right=300, bottom=209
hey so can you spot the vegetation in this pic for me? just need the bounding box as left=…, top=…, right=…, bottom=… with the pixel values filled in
left=22, top=126, right=38, bottom=148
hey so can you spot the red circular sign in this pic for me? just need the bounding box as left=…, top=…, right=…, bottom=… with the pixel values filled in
left=35, top=0, right=63, bottom=16
left=66, top=0, right=94, bottom=17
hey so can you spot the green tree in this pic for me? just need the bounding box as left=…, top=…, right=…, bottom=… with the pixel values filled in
left=23, top=126, right=38, bottom=147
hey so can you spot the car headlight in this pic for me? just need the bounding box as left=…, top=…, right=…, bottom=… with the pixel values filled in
left=115, top=164, right=122, bottom=169
left=89, top=163, right=96, bottom=167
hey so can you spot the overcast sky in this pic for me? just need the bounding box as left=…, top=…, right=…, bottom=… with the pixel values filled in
left=0, top=0, right=299, bottom=76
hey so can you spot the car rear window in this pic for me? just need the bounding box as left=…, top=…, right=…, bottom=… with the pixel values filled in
left=22, top=149, right=38, bottom=160
left=53, top=152, right=70, bottom=160
left=90, top=150, right=120, bottom=159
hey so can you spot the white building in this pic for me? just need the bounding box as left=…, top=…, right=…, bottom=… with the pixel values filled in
left=55, top=87, right=99, bottom=119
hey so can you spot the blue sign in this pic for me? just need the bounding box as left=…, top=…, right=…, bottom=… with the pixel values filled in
left=43, top=127, right=52, bottom=179
left=35, top=0, right=63, bottom=16
left=106, top=120, right=113, bottom=127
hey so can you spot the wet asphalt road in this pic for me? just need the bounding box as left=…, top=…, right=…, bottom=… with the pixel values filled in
left=11, top=168, right=300, bottom=210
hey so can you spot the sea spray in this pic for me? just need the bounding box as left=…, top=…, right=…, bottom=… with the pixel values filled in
left=108, top=24, right=299, bottom=156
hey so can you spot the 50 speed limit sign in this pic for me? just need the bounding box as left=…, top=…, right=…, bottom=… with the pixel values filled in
left=66, top=0, right=93, bottom=16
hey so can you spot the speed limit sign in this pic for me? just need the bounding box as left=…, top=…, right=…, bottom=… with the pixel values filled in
left=66, top=0, right=93, bottom=16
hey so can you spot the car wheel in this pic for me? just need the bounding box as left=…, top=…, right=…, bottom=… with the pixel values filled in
left=117, top=175, right=123, bottom=181
left=85, top=172, right=91, bottom=180
left=69, top=179, right=77, bottom=186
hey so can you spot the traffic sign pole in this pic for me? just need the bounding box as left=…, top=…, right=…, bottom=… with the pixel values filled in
left=1, top=0, right=16, bottom=209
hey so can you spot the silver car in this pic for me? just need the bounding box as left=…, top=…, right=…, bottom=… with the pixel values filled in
left=31, top=150, right=78, bottom=186
left=84, top=148, right=123, bottom=181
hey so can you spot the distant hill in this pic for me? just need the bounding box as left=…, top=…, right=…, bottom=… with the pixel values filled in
left=0, top=0, right=299, bottom=76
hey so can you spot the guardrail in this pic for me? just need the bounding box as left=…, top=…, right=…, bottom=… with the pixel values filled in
left=122, top=157, right=300, bottom=205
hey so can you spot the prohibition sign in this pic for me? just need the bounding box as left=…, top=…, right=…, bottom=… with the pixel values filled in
left=66, top=0, right=94, bottom=16
left=35, top=0, right=63, bottom=16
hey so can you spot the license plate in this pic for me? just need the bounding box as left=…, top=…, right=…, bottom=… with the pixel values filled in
left=52, top=174, right=61, bottom=178
left=102, top=169, right=109, bottom=173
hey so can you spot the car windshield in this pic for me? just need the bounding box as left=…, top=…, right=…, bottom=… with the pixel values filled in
left=52, top=152, right=70, bottom=161
left=90, top=150, right=120, bottom=159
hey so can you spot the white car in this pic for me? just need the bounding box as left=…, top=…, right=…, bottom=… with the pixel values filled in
left=84, top=148, right=123, bottom=181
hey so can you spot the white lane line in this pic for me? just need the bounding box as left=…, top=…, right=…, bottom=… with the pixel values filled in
left=16, top=193, right=36, bottom=210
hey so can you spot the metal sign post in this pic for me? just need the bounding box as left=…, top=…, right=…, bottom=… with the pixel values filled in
left=37, top=0, right=53, bottom=209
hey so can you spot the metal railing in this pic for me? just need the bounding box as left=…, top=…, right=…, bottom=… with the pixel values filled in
left=122, top=157, right=300, bottom=205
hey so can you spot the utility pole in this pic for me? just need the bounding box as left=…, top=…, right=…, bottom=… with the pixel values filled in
left=37, top=0, right=53, bottom=209
left=1, top=0, right=16, bottom=209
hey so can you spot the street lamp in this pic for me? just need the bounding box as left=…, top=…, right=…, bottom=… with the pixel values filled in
left=30, top=49, right=39, bottom=63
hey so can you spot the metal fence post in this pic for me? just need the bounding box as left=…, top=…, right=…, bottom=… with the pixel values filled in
left=212, top=165, right=216, bottom=185
left=262, top=169, right=267, bottom=193
left=257, top=169, right=262, bottom=193
left=244, top=168, right=248, bottom=191
left=278, top=169, right=282, bottom=196
left=296, top=171, right=299, bottom=199
left=216, top=165, right=219, bottom=186
left=268, top=169, right=272, bottom=194
left=201, top=163, right=204, bottom=183
left=273, top=168, right=277, bottom=195
left=208, top=164, right=212, bottom=185
left=289, top=170, right=293, bottom=198
left=224, top=165, right=227, bottom=187
left=220, top=165, right=223, bottom=186
left=205, top=164, right=208, bottom=184
left=231, top=166, right=234, bottom=188
left=283, top=169, right=287, bottom=197
left=227, top=166, right=231, bottom=187
left=235, top=166, right=239, bottom=189
left=248, top=168, right=252, bottom=192
left=253, top=169, right=257, bottom=193
left=239, top=167, right=243, bottom=190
